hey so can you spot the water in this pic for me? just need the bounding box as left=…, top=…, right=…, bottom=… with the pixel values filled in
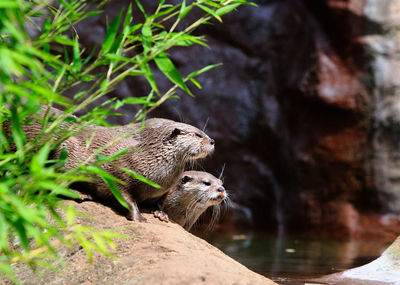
left=199, top=232, right=392, bottom=284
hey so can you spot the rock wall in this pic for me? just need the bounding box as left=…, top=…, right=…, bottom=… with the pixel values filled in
left=76, top=0, right=400, bottom=237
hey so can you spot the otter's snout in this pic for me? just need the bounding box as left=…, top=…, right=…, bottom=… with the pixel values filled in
left=217, top=186, right=225, bottom=193
left=210, top=138, right=215, bottom=145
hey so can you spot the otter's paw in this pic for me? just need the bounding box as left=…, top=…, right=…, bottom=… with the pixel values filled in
left=126, top=212, right=149, bottom=223
left=153, top=210, right=169, bottom=222
left=134, top=215, right=149, bottom=223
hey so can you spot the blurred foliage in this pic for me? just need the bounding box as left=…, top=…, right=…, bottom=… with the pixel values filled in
left=0, top=0, right=254, bottom=282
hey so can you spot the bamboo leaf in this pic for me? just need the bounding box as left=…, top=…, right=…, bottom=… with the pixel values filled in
left=101, top=177, right=129, bottom=209
left=135, top=0, right=147, bottom=18
left=0, top=213, right=8, bottom=251
left=0, top=1, right=19, bottom=8
left=30, top=144, right=50, bottom=174
left=85, top=165, right=125, bottom=184
left=53, top=36, right=75, bottom=46
left=190, top=78, right=202, bottom=89
left=198, top=4, right=222, bottom=22
left=123, top=3, right=133, bottom=37
left=14, top=218, right=29, bottom=251
left=95, top=148, right=129, bottom=163
left=140, top=61, right=159, bottom=94
left=66, top=204, right=75, bottom=225
left=120, top=167, right=161, bottom=189
left=38, top=181, right=80, bottom=199
left=187, top=63, right=222, bottom=79
left=141, top=23, right=152, bottom=54
left=102, top=10, right=123, bottom=54
left=216, top=3, right=241, bottom=16
left=179, top=0, right=192, bottom=19
left=121, top=97, right=156, bottom=105
left=154, top=52, right=192, bottom=96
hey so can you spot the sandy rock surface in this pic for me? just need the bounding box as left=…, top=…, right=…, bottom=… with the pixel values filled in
left=6, top=201, right=275, bottom=285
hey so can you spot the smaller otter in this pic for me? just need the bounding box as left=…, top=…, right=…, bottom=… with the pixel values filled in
left=156, top=171, right=227, bottom=230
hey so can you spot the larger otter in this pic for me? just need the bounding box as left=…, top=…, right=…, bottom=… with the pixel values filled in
left=2, top=105, right=73, bottom=149
left=158, top=171, right=227, bottom=230
left=58, top=118, right=215, bottom=222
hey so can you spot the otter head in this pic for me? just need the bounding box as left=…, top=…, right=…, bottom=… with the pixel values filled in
left=149, top=119, right=214, bottom=162
left=180, top=171, right=226, bottom=207
left=173, top=170, right=227, bottom=230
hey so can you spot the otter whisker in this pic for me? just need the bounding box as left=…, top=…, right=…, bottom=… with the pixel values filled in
left=202, top=117, right=209, bottom=132
left=218, top=163, right=226, bottom=180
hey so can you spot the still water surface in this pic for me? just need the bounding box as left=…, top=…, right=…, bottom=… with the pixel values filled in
left=200, top=232, right=391, bottom=284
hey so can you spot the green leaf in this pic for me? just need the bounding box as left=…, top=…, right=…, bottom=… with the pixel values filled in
left=53, top=36, right=75, bottom=46
left=216, top=3, right=241, bottom=16
left=121, top=97, right=156, bottom=106
left=0, top=263, right=20, bottom=285
left=154, top=52, right=192, bottom=96
left=0, top=1, right=19, bottom=8
left=38, top=181, right=80, bottom=199
left=135, top=0, right=147, bottom=18
left=198, top=4, right=222, bottom=22
left=86, top=10, right=104, bottom=17
left=0, top=213, right=8, bottom=251
left=93, top=233, right=108, bottom=253
left=190, top=78, right=202, bottom=89
left=85, top=165, right=124, bottom=184
left=179, top=0, right=192, bottom=19
left=187, top=63, right=222, bottom=79
left=30, top=144, right=50, bottom=174
left=123, top=3, right=133, bottom=37
left=104, top=54, right=135, bottom=63
left=78, top=236, right=94, bottom=261
left=102, top=10, right=123, bottom=54
left=129, top=23, right=142, bottom=33
left=141, top=23, right=152, bottom=54
left=101, top=177, right=129, bottom=209
left=148, top=5, right=177, bottom=20
left=95, top=147, right=129, bottom=163
left=172, top=34, right=208, bottom=47
left=120, top=167, right=161, bottom=189
left=59, top=146, right=68, bottom=161
left=14, top=218, right=29, bottom=251
left=140, top=61, right=159, bottom=94
left=66, top=204, right=75, bottom=225
left=10, top=104, right=25, bottom=152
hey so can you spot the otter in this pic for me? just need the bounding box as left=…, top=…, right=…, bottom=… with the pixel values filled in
left=155, top=171, right=227, bottom=230
left=57, top=118, right=215, bottom=222
left=2, top=105, right=77, bottom=150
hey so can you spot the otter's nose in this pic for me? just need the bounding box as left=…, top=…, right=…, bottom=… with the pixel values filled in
left=217, top=186, right=225, bottom=193
left=210, top=138, right=215, bottom=145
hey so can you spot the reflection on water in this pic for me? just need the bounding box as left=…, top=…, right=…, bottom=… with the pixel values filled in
left=199, top=232, right=391, bottom=284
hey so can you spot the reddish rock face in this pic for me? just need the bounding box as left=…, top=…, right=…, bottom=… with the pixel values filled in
left=76, top=0, right=400, bottom=238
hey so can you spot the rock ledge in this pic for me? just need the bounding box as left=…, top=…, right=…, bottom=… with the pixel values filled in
left=8, top=201, right=276, bottom=285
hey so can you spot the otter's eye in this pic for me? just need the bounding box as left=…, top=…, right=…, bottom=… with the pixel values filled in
left=195, top=133, right=202, bottom=138
left=203, top=181, right=211, bottom=186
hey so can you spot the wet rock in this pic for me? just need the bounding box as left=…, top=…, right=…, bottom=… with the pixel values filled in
left=319, top=236, right=400, bottom=284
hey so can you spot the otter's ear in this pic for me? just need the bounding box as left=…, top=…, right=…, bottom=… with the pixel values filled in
left=168, top=128, right=181, bottom=140
left=182, top=175, right=193, bottom=184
